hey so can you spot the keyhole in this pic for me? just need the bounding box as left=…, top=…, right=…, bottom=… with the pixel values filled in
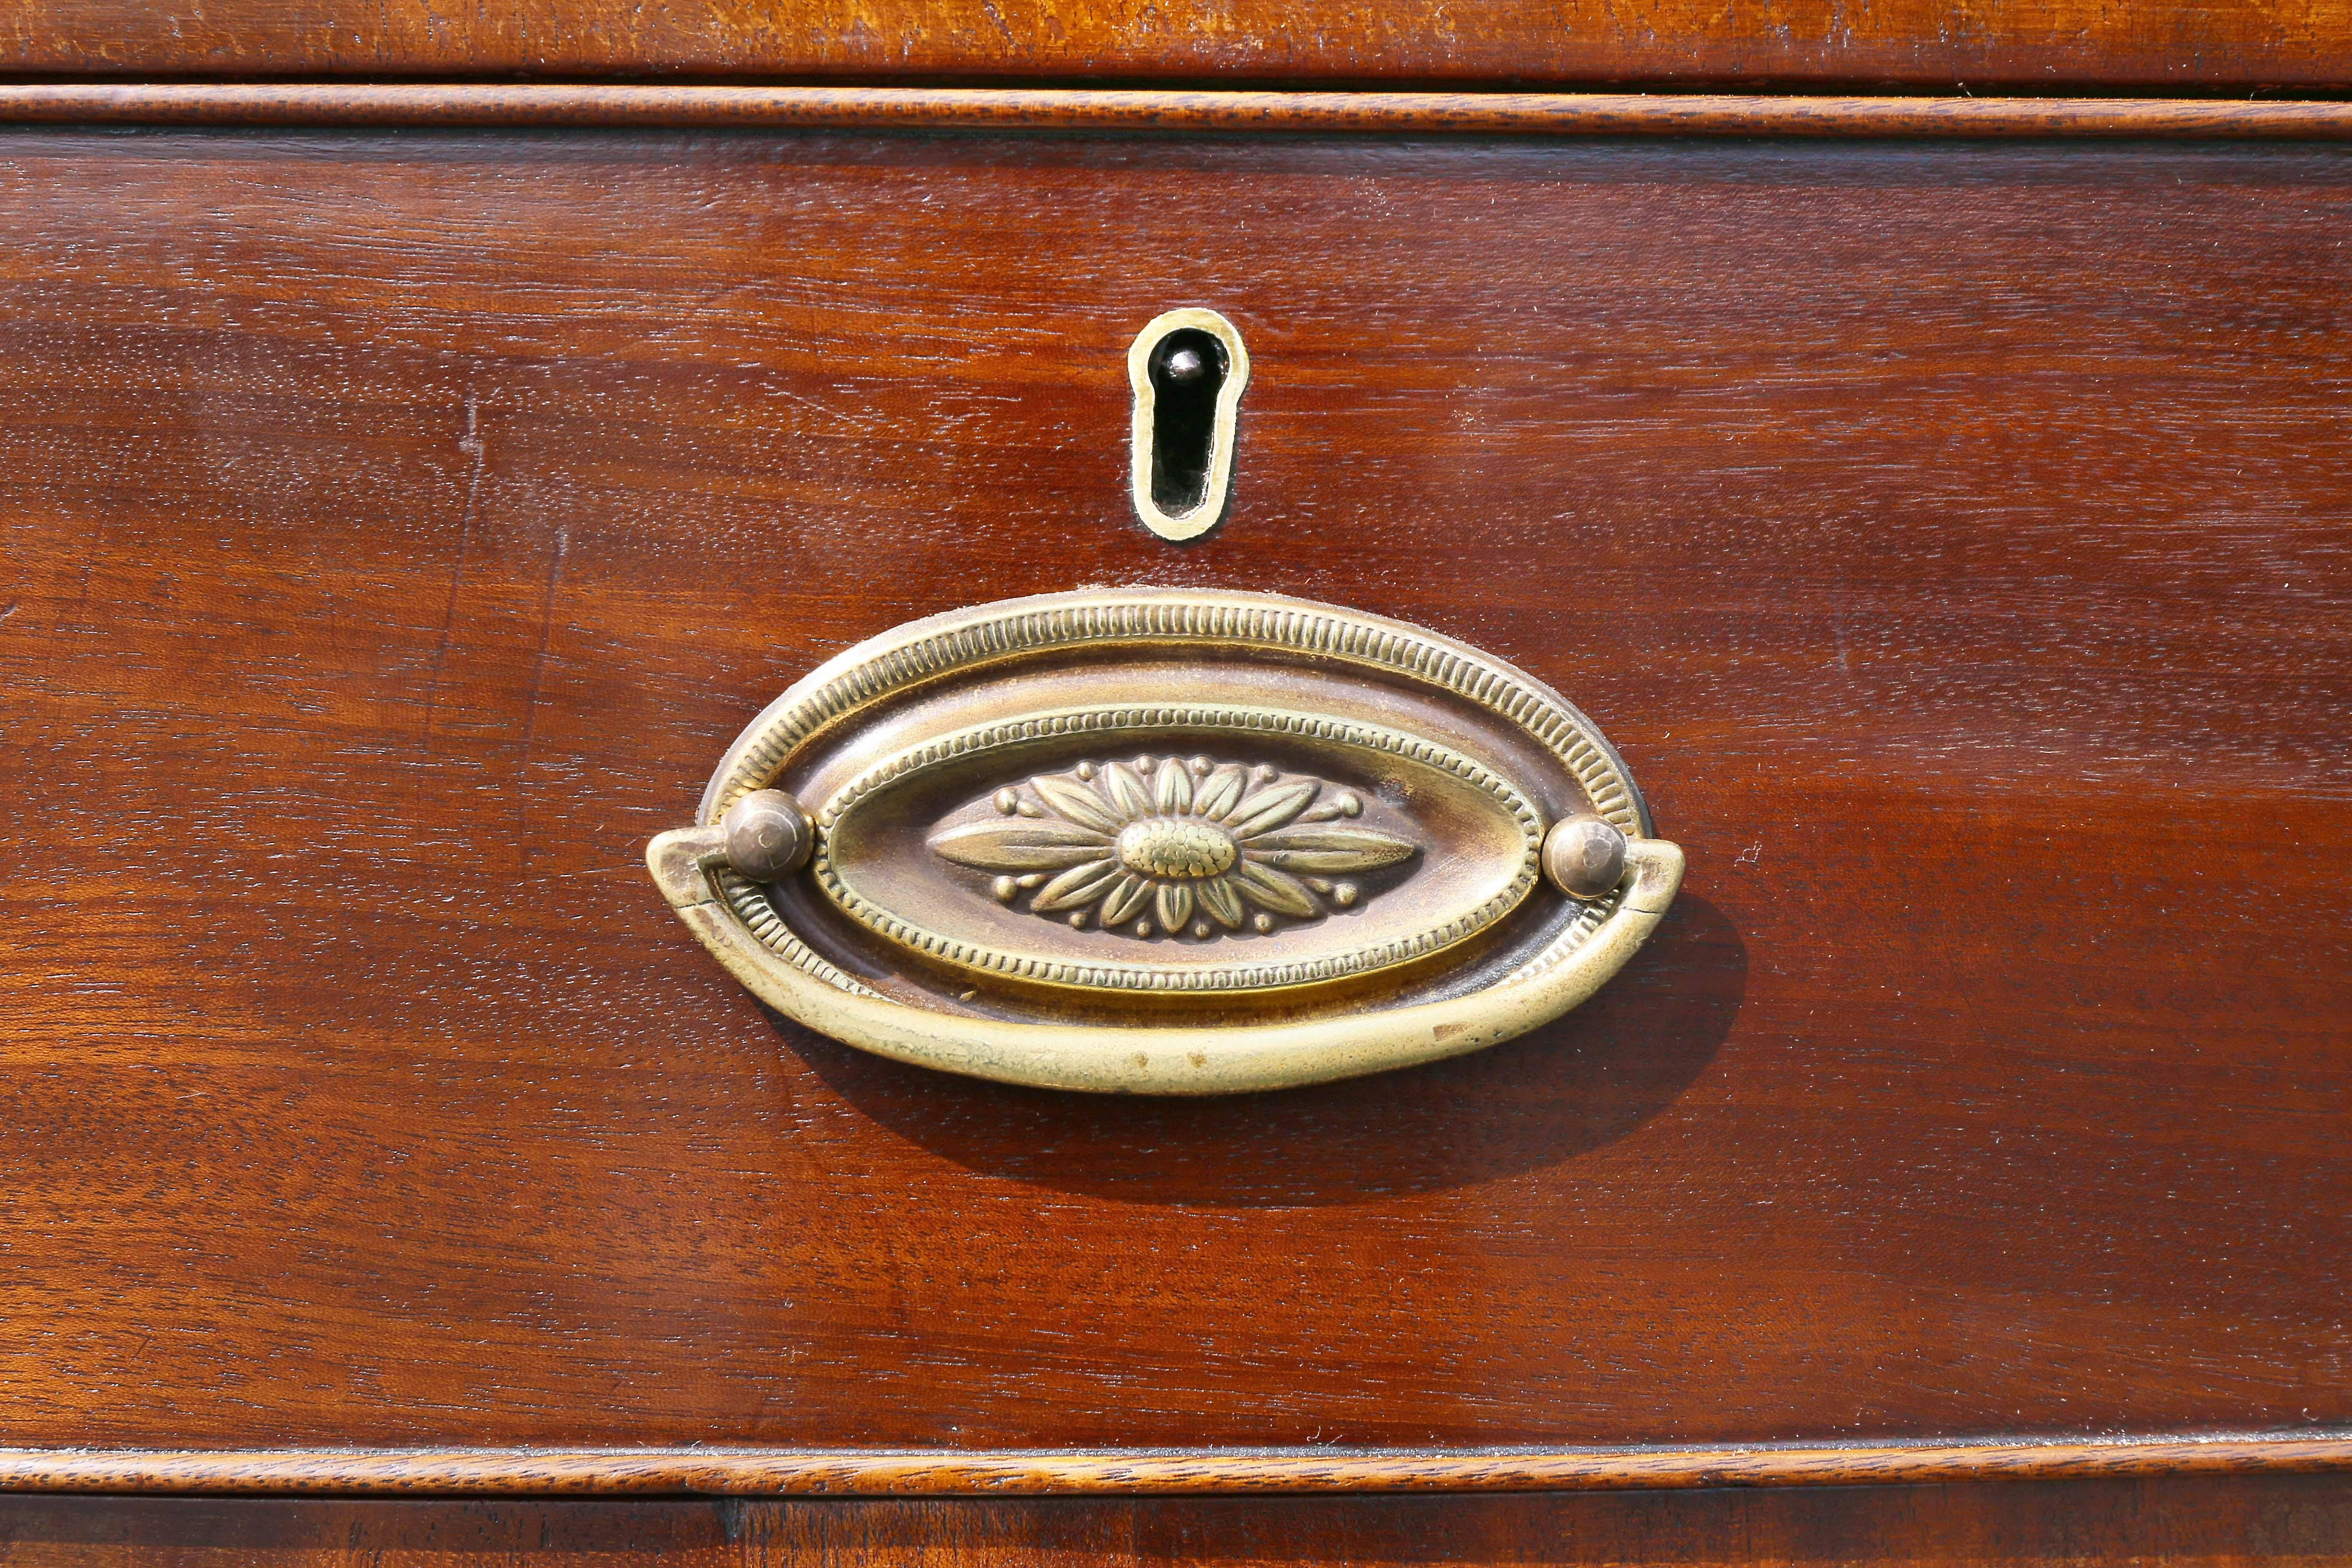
left=1127, top=309, right=1250, bottom=542
left=1147, top=330, right=1226, bottom=515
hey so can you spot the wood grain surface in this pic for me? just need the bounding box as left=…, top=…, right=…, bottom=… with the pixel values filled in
left=0, top=127, right=2346, bottom=1463
left=6, top=1477, right=2352, bottom=1565
left=4, top=1439, right=2352, bottom=1495
left=7, top=85, right=2352, bottom=141
left=6, top=0, right=2352, bottom=89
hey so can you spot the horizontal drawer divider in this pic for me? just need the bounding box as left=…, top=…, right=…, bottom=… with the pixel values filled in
left=0, top=85, right=2349, bottom=138
left=1, top=1436, right=2348, bottom=1496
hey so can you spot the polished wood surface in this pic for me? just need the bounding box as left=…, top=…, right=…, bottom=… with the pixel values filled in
left=0, top=128, right=2346, bottom=1462
left=5, top=0, right=2350, bottom=89
left=5, top=1478, right=2352, bottom=1565
left=6, top=1439, right=2352, bottom=1496
left=9, top=84, right=2352, bottom=140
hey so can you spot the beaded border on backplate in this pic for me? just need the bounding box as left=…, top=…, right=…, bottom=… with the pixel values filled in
left=703, top=592, right=1644, bottom=1000
left=811, top=705, right=1544, bottom=994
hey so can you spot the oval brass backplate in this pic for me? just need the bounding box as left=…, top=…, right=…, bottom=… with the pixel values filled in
left=647, top=589, right=1683, bottom=1095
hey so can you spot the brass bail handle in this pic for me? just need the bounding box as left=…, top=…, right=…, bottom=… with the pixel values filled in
left=646, top=588, right=1682, bottom=1096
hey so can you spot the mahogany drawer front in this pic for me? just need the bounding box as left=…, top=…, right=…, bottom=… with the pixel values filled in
left=5, top=1478, right=2352, bottom=1567
left=7, top=0, right=2351, bottom=88
left=0, top=127, right=2346, bottom=1471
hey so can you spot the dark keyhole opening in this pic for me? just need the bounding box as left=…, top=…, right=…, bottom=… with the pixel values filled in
left=1147, top=328, right=1228, bottom=517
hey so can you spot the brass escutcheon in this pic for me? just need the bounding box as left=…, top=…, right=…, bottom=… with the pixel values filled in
left=1128, top=308, right=1248, bottom=541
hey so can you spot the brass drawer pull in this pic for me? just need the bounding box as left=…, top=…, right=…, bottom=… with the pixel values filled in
left=647, top=589, right=1682, bottom=1094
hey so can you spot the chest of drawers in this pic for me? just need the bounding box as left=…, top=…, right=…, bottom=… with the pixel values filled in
left=0, top=7, right=2347, bottom=1561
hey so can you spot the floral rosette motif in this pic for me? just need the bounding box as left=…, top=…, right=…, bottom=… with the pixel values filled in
left=928, top=755, right=1419, bottom=940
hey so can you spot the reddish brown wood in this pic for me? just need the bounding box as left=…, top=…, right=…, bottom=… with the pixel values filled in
left=6, top=85, right=2352, bottom=140
left=5, top=1478, right=2352, bottom=1565
left=3, top=1439, right=2352, bottom=1495
left=0, top=128, right=2346, bottom=1466
left=3, top=0, right=2351, bottom=88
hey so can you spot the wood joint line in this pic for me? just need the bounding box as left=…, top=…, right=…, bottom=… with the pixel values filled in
left=2, top=1438, right=2349, bottom=1496
left=0, top=85, right=2350, bottom=137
